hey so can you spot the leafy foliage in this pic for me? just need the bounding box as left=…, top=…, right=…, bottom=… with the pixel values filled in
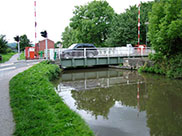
left=148, top=0, right=182, bottom=56
left=62, top=0, right=114, bottom=47
left=18, top=34, right=32, bottom=51
left=0, top=35, right=9, bottom=53
left=144, top=0, right=182, bottom=78
left=54, top=41, right=62, bottom=48
left=106, top=2, right=153, bottom=47
left=62, top=26, right=78, bottom=48
left=10, top=61, right=94, bottom=136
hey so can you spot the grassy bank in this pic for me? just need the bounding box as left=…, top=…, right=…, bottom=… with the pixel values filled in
left=10, top=61, right=94, bottom=136
left=0, top=52, right=15, bottom=63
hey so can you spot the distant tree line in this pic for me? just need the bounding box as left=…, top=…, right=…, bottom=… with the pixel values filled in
left=61, top=0, right=153, bottom=47
left=0, top=34, right=31, bottom=54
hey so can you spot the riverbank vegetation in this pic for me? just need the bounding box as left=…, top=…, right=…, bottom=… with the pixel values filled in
left=9, top=61, right=94, bottom=136
left=139, top=0, right=182, bottom=79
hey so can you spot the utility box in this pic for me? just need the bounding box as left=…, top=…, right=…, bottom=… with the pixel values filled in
left=25, top=47, right=35, bottom=60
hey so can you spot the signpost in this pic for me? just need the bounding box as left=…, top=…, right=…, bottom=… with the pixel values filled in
left=14, top=36, right=20, bottom=59
left=40, top=30, right=48, bottom=60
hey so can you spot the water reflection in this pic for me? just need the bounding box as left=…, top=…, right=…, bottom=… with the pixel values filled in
left=55, top=68, right=182, bottom=136
left=143, top=75, right=182, bottom=136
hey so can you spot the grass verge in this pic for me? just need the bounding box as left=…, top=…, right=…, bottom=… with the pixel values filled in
left=18, top=52, right=25, bottom=60
left=0, top=52, right=16, bottom=63
left=10, top=61, right=94, bottom=136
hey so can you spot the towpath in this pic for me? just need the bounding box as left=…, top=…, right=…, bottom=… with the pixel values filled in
left=0, top=54, right=42, bottom=136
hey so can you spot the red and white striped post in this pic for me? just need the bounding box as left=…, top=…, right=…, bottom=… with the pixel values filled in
left=34, top=1, right=37, bottom=45
left=138, top=3, right=141, bottom=46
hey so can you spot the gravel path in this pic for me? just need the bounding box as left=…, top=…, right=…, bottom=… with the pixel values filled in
left=0, top=54, right=40, bottom=136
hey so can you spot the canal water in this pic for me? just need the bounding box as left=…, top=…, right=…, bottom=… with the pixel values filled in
left=54, top=68, right=182, bottom=136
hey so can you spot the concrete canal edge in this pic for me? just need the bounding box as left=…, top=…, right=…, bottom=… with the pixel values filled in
left=9, top=61, right=94, bottom=136
left=109, top=57, right=154, bottom=70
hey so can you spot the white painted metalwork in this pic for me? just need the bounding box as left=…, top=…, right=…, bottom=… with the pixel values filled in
left=49, top=49, right=55, bottom=60
left=53, top=47, right=154, bottom=59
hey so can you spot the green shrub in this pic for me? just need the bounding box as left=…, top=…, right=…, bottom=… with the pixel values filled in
left=166, top=54, right=182, bottom=79
left=139, top=54, right=182, bottom=79
left=6, top=48, right=13, bottom=53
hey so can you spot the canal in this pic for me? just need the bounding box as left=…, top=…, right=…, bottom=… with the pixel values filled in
left=54, top=68, right=182, bottom=136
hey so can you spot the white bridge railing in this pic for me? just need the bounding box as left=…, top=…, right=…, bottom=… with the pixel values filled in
left=48, top=47, right=154, bottom=60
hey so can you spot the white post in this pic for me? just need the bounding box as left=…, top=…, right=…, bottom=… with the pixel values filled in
left=18, top=42, right=20, bottom=53
left=141, top=46, right=144, bottom=56
left=84, top=48, right=86, bottom=58
left=84, top=79, right=87, bottom=90
left=49, top=49, right=54, bottom=60
left=58, top=48, right=60, bottom=59
left=45, top=38, right=48, bottom=60
left=18, top=41, right=20, bottom=59
left=128, top=47, right=130, bottom=56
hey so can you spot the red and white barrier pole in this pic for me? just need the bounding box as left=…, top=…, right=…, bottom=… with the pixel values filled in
left=34, top=1, right=37, bottom=45
left=138, top=3, right=141, bottom=46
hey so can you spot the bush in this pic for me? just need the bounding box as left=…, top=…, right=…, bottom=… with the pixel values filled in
left=6, top=48, right=13, bottom=53
left=166, top=54, right=182, bottom=79
left=139, top=54, right=182, bottom=79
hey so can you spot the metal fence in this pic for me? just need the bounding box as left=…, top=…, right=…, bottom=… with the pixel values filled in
left=52, top=47, right=154, bottom=60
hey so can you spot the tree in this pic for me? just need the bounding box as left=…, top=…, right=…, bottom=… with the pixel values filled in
left=148, top=0, right=182, bottom=57
left=61, top=26, right=79, bottom=48
left=18, top=34, right=31, bottom=51
left=54, top=41, right=62, bottom=48
left=0, top=35, right=8, bottom=53
left=62, top=0, right=115, bottom=47
left=105, top=2, right=153, bottom=47
left=141, top=0, right=182, bottom=78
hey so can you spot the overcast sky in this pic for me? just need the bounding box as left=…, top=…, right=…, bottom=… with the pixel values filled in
left=0, top=0, right=153, bottom=43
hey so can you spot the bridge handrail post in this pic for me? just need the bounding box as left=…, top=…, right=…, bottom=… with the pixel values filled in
left=127, top=47, right=130, bottom=57
left=84, top=48, right=86, bottom=58
left=141, top=46, right=143, bottom=56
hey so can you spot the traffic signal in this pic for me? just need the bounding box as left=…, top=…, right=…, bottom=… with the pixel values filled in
left=14, top=36, right=20, bottom=42
left=40, top=31, right=47, bottom=38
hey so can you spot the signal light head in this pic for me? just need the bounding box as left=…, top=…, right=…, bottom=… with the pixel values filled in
left=14, top=36, right=20, bottom=42
left=40, top=30, right=47, bottom=38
